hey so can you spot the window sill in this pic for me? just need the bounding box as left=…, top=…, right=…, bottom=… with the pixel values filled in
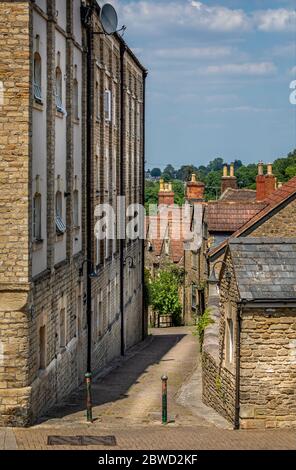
left=56, top=110, right=65, bottom=119
left=32, top=239, right=44, bottom=252
left=55, top=233, right=65, bottom=242
left=73, top=118, right=80, bottom=125
left=33, top=100, right=44, bottom=111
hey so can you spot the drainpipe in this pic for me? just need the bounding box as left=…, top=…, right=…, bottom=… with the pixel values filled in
left=234, top=303, right=242, bottom=429
left=85, top=5, right=94, bottom=374
left=142, top=70, right=148, bottom=340
left=120, top=42, right=126, bottom=356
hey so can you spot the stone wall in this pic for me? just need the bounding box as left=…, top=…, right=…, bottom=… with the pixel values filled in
left=0, top=1, right=31, bottom=427
left=240, top=308, right=296, bottom=429
left=202, top=250, right=239, bottom=427
left=250, top=198, right=296, bottom=238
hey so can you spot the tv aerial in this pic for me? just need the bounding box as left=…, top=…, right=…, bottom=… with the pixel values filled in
left=97, top=2, right=126, bottom=36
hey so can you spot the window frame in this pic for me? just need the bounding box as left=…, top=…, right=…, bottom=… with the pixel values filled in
left=33, top=52, right=42, bottom=103
left=33, top=192, right=42, bottom=242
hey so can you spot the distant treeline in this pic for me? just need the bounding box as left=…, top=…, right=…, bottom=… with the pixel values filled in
left=146, top=149, right=296, bottom=205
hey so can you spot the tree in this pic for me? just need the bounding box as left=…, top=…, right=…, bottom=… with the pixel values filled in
left=176, top=165, right=199, bottom=181
left=207, top=157, right=224, bottom=172
left=150, top=168, right=161, bottom=178
left=150, top=268, right=182, bottom=326
left=163, top=164, right=176, bottom=179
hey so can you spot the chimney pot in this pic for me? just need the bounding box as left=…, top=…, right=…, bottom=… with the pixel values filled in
left=223, top=165, right=228, bottom=178
left=258, top=161, right=264, bottom=176
left=267, top=163, right=273, bottom=176
left=230, top=163, right=235, bottom=178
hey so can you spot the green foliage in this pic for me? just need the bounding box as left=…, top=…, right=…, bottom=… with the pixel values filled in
left=150, top=167, right=162, bottom=178
left=145, top=149, right=296, bottom=206
left=149, top=268, right=182, bottom=326
left=196, top=308, right=214, bottom=349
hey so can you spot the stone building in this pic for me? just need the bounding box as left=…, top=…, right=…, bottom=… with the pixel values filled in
left=209, top=171, right=296, bottom=263
left=145, top=175, right=206, bottom=325
left=203, top=238, right=296, bottom=430
left=0, top=0, right=146, bottom=426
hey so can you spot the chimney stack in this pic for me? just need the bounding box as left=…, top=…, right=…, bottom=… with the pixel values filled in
left=158, top=179, right=175, bottom=206
left=265, top=163, right=276, bottom=197
left=256, top=162, right=276, bottom=201
left=186, top=173, right=205, bottom=202
left=256, top=161, right=266, bottom=201
left=221, top=163, right=237, bottom=195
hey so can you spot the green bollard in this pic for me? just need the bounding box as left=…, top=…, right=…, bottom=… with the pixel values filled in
left=85, top=372, right=93, bottom=423
left=161, top=375, right=168, bottom=425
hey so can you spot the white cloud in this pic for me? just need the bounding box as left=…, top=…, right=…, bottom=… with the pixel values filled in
left=254, top=8, right=296, bottom=32
left=114, top=1, right=250, bottom=33
left=199, top=62, right=277, bottom=76
left=112, top=1, right=296, bottom=34
left=154, top=46, right=233, bottom=60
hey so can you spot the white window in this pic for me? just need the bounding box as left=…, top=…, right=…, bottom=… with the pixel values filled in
left=55, top=191, right=66, bottom=234
left=55, top=66, right=64, bottom=113
left=73, top=79, right=79, bottom=120
left=33, top=193, right=42, bottom=241
left=73, top=190, right=79, bottom=228
left=33, top=52, right=42, bottom=102
left=104, top=89, right=112, bottom=122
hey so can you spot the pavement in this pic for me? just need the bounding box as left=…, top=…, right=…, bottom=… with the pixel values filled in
left=1, top=327, right=296, bottom=450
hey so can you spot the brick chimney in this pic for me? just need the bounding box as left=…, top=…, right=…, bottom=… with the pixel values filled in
left=221, top=163, right=238, bottom=194
left=256, top=162, right=276, bottom=201
left=256, top=161, right=265, bottom=201
left=158, top=179, right=175, bottom=206
left=265, top=163, right=276, bottom=197
left=186, top=173, right=205, bottom=202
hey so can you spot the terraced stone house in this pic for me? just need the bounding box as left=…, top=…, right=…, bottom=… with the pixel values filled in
left=0, top=0, right=146, bottom=426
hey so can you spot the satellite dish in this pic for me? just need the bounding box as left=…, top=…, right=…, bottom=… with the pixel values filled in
left=100, top=3, right=118, bottom=35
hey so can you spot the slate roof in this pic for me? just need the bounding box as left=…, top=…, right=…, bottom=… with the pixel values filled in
left=220, top=188, right=257, bottom=202
left=229, top=238, right=296, bottom=302
left=207, top=201, right=266, bottom=232
left=209, top=176, right=296, bottom=260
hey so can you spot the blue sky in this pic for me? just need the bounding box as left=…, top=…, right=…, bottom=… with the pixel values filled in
left=108, top=0, right=296, bottom=169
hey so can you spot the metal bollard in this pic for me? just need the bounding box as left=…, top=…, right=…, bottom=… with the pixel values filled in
left=161, top=375, right=168, bottom=425
left=85, top=372, right=93, bottom=423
